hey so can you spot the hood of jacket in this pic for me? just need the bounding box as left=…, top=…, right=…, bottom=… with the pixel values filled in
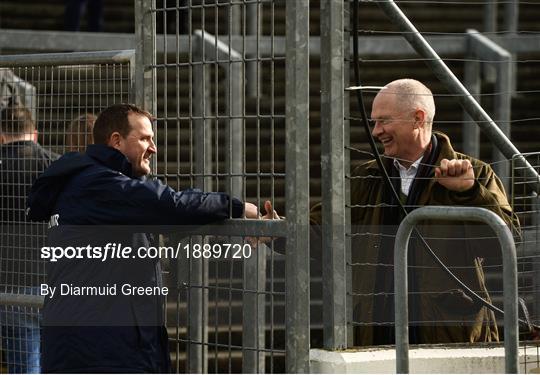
left=26, top=144, right=134, bottom=222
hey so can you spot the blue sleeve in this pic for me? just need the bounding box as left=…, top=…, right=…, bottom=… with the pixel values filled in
left=86, top=173, right=244, bottom=225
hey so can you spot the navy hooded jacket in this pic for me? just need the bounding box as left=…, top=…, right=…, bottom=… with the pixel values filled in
left=26, top=144, right=244, bottom=373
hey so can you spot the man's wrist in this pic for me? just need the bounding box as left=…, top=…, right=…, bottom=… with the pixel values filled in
left=454, top=180, right=479, bottom=196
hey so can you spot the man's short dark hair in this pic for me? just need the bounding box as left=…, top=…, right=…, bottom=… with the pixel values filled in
left=0, top=100, right=35, bottom=136
left=93, top=103, right=153, bottom=144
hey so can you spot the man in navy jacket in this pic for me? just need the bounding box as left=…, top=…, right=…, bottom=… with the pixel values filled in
left=27, top=103, right=258, bottom=373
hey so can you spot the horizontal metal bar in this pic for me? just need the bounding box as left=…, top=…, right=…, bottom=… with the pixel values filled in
left=0, top=293, right=44, bottom=308
left=0, top=50, right=135, bottom=67
left=3, top=29, right=540, bottom=56
left=468, top=29, right=512, bottom=61
left=174, top=219, right=287, bottom=237
left=194, top=29, right=242, bottom=61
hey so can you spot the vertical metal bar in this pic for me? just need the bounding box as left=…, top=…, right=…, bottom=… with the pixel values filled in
left=226, top=25, right=244, bottom=199
left=393, top=206, right=519, bottom=374
left=242, top=249, right=267, bottom=373
left=128, top=53, right=136, bottom=108
left=484, top=0, right=497, bottom=33
left=342, top=0, right=353, bottom=349
left=191, top=34, right=211, bottom=374
left=225, top=6, right=254, bottom=370
left=230, top=0, right=241, bottom=35
left=134, top=0, right=156, bottom=114
left=241, top=1, right=266, bottom=370
left=246, top=0, right=261, bottom=97
left=320, top=0, right=347, bottom=350
left=269, top=2, right=276, bottom=370
left=533, top=193, right=540, bottom=323
left=285, top=0, right=310, bottom=372
left=375, top=0, right=540, bottom=185
left=463, top=31, right=481, bottom=159
left=503, top=0, right=519, bottom=34
left=493, top=50, right=512, bottom=194
left=503, top=0, right=518, bottom=95
left=193, top=39, right=213, bottom=191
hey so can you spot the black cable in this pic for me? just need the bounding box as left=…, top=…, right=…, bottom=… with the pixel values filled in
left=351, top=0, right=535, bottom=330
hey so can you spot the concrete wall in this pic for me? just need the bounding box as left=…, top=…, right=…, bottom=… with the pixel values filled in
left=310, top=346, right=540, bottom=373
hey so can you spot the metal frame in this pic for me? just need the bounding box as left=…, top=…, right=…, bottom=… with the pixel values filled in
left=0, top=49, right=135, bottom=310
left=320, top=0, right=347, bottom=350
left=394, top=206, right=518, bottom=374
left=4, top=29, right=540, bottom=57
left=463, top=29, right=513, bottom=193
left=134, top=0, right=311, bottom=371
left=285, top=0, right=311, bottom=372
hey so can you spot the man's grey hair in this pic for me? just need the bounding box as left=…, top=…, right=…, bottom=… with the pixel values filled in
left=383, top=78, right=436, bottom=127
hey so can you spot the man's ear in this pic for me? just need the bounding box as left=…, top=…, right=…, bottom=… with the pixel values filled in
left=414, top=109, right=426, bottom=128
left=108, top=132, right=122, bottom=149
left=33, top=129, right=38, bottom=143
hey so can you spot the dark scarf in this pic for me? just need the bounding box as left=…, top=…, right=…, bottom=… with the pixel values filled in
left=372, top=134, right=440, bottom=345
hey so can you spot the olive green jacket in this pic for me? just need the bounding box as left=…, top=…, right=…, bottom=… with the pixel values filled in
left=312, top=131, right=519, bottom=346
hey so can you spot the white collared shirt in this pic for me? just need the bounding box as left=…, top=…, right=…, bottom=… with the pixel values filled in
left=393, top=156, right=423, bottom=196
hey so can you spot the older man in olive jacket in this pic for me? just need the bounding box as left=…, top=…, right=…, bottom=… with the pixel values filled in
left=309, top=79, right=520, bottom=346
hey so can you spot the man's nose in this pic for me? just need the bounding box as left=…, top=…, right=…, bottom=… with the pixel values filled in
left=371, top=121, right=382, bottom=138
left=148, top=139, right=157, bottom=154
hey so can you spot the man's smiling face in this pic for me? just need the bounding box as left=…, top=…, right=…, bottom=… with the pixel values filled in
left=115, top=113, right=156, bottom=177
left=370, top=92, right=422, bottom=165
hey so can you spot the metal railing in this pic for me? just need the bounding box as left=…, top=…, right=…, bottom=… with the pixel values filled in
left=1, top=1, right=540, bottom=373
left=393, top=206, right=518, bottom=373
left=322, top=0, right=540, bottom=354
left=0, top=49, right=134, bottom=373
left=138, top=0, right=310, bottom=372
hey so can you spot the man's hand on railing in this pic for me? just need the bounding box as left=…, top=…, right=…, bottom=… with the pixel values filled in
left=244, top=202, right=260, bottom=219
left=262, top=200, right=280, bottom=220
left=245, top=200, right=282, bottom=248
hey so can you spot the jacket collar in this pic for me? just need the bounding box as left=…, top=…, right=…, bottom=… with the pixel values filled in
left=366, top=131, right=455, bottom=172
left=85, top=144, right=134, bottom=177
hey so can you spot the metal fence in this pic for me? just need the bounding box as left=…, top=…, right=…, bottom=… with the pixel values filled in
left=137, top=0, right=309, bottom=372
left=1, top=0, right=540, bottom=373
left=326, top=0, right=540, bottom=363
left=0, top=50, right=134, bottom=373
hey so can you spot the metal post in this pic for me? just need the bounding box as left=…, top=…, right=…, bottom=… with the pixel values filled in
left=135, top=0, right=157, bottom=174
left=223, top=21, right=251, bottom=371
left=225, top=56, right=244, bottom=202
left=320, top=0, right=347, bottom=350
left=242, top=249, right=267, bottom=373
left=394, top=206, right=518, bottom=374
left=494, top=50, right=512, bottom=194
left=484, top=0, right=497, bottom=33
left=343, top=0, right=354, bottom=349
left=192, top=29, right=262, bottom=373
left=467, top=30, right=513, bottom=193
left=376, top=0, right=540, bottom=188
left=463, top=32, right=481, bottom=159
left=193, top=37, right=213, bottom=192
left=534, top=194, right=540, bottom=323
left=503, top=0, right=519, bottom=95
left=243, top=5, right=265, bottom=371
left=285, top=0, right=310, bottom=372
left=246, top=1, right=261, bottom=98
left=190, top=33, right=212, bottom=374
left=503, top=0, right=519, bottom=34
left=134, top=0, right=156, bottom=114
